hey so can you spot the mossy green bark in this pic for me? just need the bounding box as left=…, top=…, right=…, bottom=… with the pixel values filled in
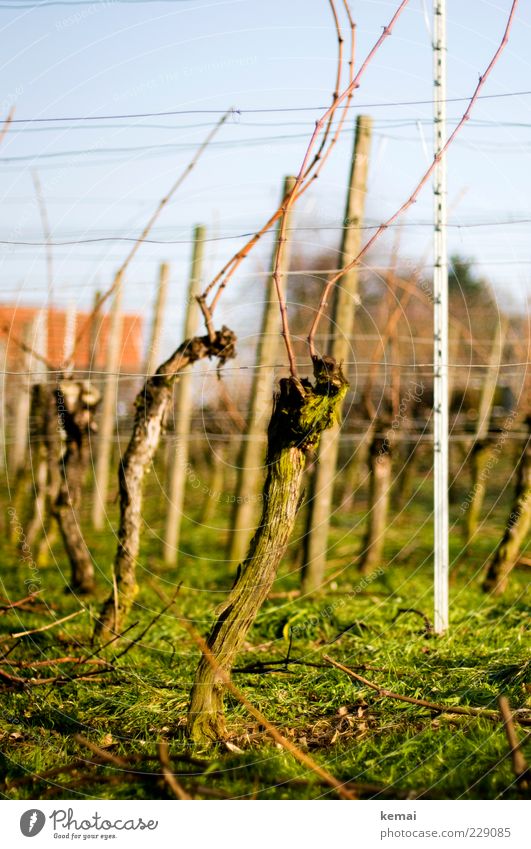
left=187, top=356, right=347, bottom=745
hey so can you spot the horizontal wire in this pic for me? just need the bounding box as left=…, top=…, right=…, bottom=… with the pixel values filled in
left=6, top=217, right=531, bottom=246
left=3, top=427, right=529, bottom=447
left=1, top=433, right=529, bottom=447
left=1, top=361, right=529, bottom=378
left=3, top=133, right=531, bottom=171
left=8, top=118, right=531, bottom=136
left=7, top=90, right=531, bottom=124
left=6, top=218, right=531, bottom=246
left=4, top=128, right=531, bottom=164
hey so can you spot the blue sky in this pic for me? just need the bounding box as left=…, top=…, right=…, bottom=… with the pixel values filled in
left=0, top=0, right=530, bottom=356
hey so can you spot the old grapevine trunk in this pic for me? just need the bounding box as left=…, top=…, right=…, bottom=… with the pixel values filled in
left=24, top=384, right=60, bottom=549
left=482, top=419, right=530, bottom=595
left=187, top=356, right=347, bottom=745
left=52, top=381, right=101, bottom=593
left=94, top=328, right=236, bottom=641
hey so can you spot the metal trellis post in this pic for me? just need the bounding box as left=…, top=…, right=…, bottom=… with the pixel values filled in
left=433, top=0, right=449, bottom=633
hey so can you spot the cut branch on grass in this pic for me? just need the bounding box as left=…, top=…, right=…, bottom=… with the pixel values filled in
left=74, top=734, right=129, bottom=769
left=323, top=655, right=531, bottom=727
left=112, top=587, right=181, bottom=661
left=391, top=607, right=433, bottom=636
left=0, top=591, right=43, bottom=614
left=93, top=329, right=236, bottom=642
left=0, top=666, right=113, bottom=689
left=1, top=656, right=109, bottom=669
left=158, top=742, right=192, bottom=800
left=11, top=608, right=85, bottom=639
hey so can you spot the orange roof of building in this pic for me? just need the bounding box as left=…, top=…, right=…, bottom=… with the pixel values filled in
left=0, top=304, right=143, bottom=371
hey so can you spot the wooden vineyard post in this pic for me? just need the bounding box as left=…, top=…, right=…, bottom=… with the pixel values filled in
left=228, top=176, right=297, bottom=566
left=145, top=262, right=170, bottom=377
left=11, top=311, right=47, bottom=478
left=464, top=317, right=508, bottom=545
left=89, top=289, right=103, bottom=378
left=482, top=416, right=531, bottom=595
left=92, top=272, right=123, bottom=530
left=359, top=433, right=393, bottom=574
left=301, top=116, right=372, bottom=594
left=163, top=228, right=205, bottom=565
left=63, top=302, right=77, bottom=374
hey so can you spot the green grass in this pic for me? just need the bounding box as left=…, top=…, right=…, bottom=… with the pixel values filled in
left=0, top=454, right=529, bottom=800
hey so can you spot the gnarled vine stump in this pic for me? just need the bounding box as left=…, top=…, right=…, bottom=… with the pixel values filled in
left=52, top=380, right=101, bottom=593
left=187, top=356, right=347, bottom=745
left=94, top=327, right=236, bottom=642
left=24, top=384, right=61, bottom=549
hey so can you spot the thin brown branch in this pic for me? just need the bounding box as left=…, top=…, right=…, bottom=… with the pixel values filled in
left=1, top=656, right=108, bottom=669
left=0, top=591, right=43, bottom=614
left=292, top=0, right=345, bottom=188
left=324, top=655, right=531, bottom=727
left=11, top=608, right=85, bottom=638
left=112, top=588, right=180, bottom=661
left=74, top=734, right=129, bottom=769
left=32, top=170, right=54, bottom=314
left=69, top=111, right=231, bottom=366
left=308, top=0, right=519, bottom=354
left=0, top=322, right=55, bottom=371
left=204, top=0, right=409, bottom=317
left=298, top=0, right=356, bottom=187
left=362, top=233, right=405, bottom=417
left=0, top=667, right=112, bottom=688
left=4, top=758, right=88, bottom=790
left=150, top=582, right=356, bottom=800
left=158, top=742, right=192, bottom=800
left=0, top=107, right=14, bottom=146
left=0, top=668, right=28, bottom=687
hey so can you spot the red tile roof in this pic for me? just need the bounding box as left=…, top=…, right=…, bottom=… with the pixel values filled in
left=0, top=305, right=143, bottom=370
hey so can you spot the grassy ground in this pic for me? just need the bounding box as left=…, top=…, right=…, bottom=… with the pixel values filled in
left=0, top=450, right=529, bottom=800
